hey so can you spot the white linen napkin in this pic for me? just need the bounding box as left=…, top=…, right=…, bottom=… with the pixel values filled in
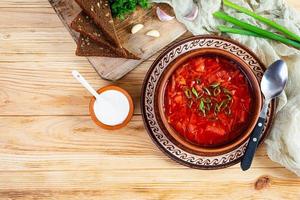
left=151, top=0, right=300, bottom=176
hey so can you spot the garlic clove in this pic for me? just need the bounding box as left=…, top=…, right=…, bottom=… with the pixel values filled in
left=184, top=4, right=199, bottom=21
left=131, top=24, right=144, bottom=34
left=146, top=30, right=160, bottom=38
left=156, top=7, right=175, bottom=22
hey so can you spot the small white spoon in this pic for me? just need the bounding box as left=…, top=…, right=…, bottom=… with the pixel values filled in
left=72, top=70, right=101, bottom=101
left=72, top=70, right=123, bottom=126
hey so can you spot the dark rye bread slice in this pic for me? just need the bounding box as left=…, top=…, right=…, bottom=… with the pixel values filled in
left=76, top=34, right=122, bottom=57
left=75, top=0, right=121, bottom=48
left=71, top=12, right=139, bottom=60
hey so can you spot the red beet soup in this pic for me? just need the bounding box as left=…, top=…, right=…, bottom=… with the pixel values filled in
left=164, top=55, right=253, bottom=147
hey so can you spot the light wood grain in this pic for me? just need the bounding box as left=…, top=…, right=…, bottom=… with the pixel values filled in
left=0, top=60, right=149, bottom=115
left=0, top=0, right=300, bottom=199
left=0, top=116, right=299, bottom=199
left=0, top=1, right=51, bottom=7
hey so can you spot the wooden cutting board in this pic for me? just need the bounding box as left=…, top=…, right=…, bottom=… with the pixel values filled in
left=48, top=0, right=187, bottom=81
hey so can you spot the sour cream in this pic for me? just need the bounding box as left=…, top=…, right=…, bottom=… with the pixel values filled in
left=93, top=90, right=130, bottom=126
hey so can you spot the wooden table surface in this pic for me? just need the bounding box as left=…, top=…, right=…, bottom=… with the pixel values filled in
left=1, top=0, right=300, bottom=199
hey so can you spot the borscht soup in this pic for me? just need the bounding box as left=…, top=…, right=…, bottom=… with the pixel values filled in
left=164, top=55, right=253, bottom=147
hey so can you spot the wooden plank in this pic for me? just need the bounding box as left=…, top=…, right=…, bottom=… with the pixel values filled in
left=0, top=41, right=75, bottom=54
left=0, top=116, right=299, bottom=199
left=48, top=0, right=186, bottom=80
left=0, top=60, right=149, bottom=115
left=0, top=27, right=74, bottom=43
left=0, top=27, right=87, bottom=62
left=0, top=186, right=299, bottom=200
left=0, top=8, right=62, bottom=28
left=0, top=1, right=51, bottom=7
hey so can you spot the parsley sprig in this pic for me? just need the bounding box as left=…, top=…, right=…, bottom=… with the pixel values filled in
left=110, top=0, right=150, bottom=20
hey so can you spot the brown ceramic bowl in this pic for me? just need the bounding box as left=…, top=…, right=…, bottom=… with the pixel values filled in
left=155, top=46, right=262, bottom=156
left=89, top=85, right=134, bottom=130
left=141, top=35, right=276, bottom=169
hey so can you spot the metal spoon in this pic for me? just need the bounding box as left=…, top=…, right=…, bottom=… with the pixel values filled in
left=241, top=60, right=288, bottom=171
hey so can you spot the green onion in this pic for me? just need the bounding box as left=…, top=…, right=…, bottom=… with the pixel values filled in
left=203, top=87, right=212, bottom=96
left=217, top=99, right=230, bottom=111
left=199, top=99, right=206, bottom=116
left=217, top=25, right=262, bottom=38
left=224, top=107, right=232, bottom=115
left=217, top=25, right=300, bottom=47
left=192, top=87, right=199, bottom=98
left=226, top=94, right=232, bottom=100
left=214, top=104, right=220, bottom=115
left=223, top=87, right=232, bottom=95
left=203, top=97, right=211, bottom=103
left=223, top=0, right=300, bottom=42
left=213, top=11, right=300, bottom=49
left=184, top=89, right=192, bottom=99
left=213, top=87, right=221, bottom=96
left=210, top=82, right=220, bottom=88
left=188, top=100, right=193, bottom=108
left=206, top=103, right=211, bottom=112
left=196, top=78, right=201, bottom=84
left=217, top=101, right=224, bottom=111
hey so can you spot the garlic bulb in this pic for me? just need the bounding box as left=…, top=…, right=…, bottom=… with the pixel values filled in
left=184, top=4, right=199, bottom=21
left=156, top=7, right=174, bottom=22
